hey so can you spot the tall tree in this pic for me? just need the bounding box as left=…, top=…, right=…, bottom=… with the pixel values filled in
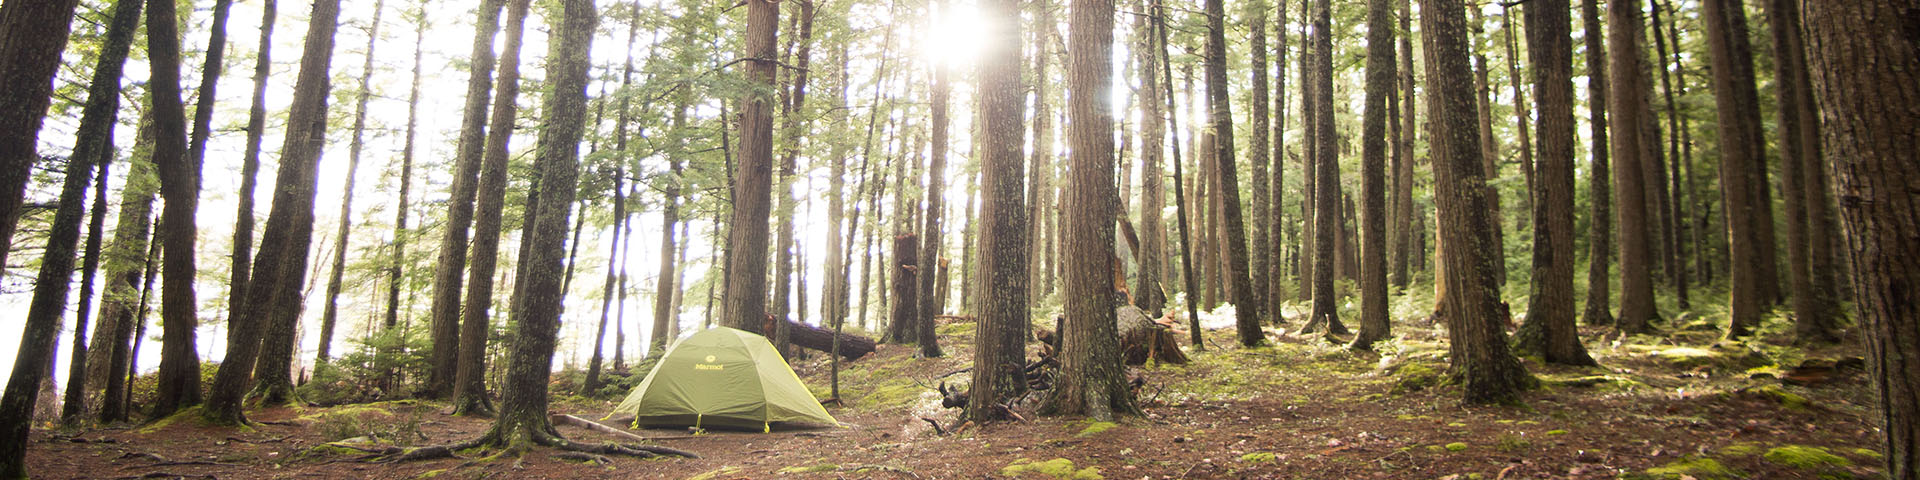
left=721, top=0, right=781, bottom=334
left=455, top=0, right=532, bottom=416
left=1578, top=0, right=1612, bottom=327
left=0, top=0, right=138, bottom=467
left=1421, top=0, right=1534, bottom=404
left=94, top=113, right=158, bottom=424
left=1302, top=0, right=1347, bottom=337
left=1028, top=0, right=1057, bottom=301
left=0, top=0, right=82, bottom=274
left=384, top=1, right=428, bottom=366
left=772, top=0, right=818, bottom=355
left=1649, top=0, right=1688, bottom=311
left=1268, top=0, right=1295, bottom=316
left=917, top=0, right=951, bottom=359
left=1349, top=0, right=1394, bottom=350
left=966, top=0, right=1030, bottom=419
left=205, top=0, right=344, bottom=424
left=1247, top=0, right=1273, bottom=321
left=228, top=0, right=277, bottom=348
left=1044, top=0, right=1138, bottom=421
left=1802, top=3, right=1920, bottom=476
left=317, top=0, right=387, bottom=365
left=1389, top=0, right=1414, bottom=289
left=148, top=0, right=204, bottom=419
left=1608, top=0, right=1658, bottom=335
left=1512, top=0, right=1597, bottom=366
left=1701, top=0, right=1769, bottom=338
left=1155, top=0, right=1203, bottom=347
left=1208, top=0, right=1256, bottom=339
left=1134, top=2, right=1166, bottom=315
left=426, top=0, right=508, bottom=398
left=1766, top=0, right=1843, bottom=344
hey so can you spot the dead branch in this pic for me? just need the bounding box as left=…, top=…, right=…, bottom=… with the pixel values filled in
left=553, top=452, right=614, bottom=467
left=550, top=414, right=651, bottom=444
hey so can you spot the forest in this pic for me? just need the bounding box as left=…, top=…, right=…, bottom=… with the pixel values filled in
left=0, top=0, right=1915, bottom=478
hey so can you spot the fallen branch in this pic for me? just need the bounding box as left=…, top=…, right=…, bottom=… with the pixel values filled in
left=919, top=417, right=946, bottom=436
left=550, top=414, right=651, bottom=444
left=553, top=451, right=613, bottom=467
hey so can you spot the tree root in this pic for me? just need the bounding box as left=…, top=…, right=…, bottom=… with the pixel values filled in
left=364, top=423, right=700, bottom=465
left=553, top=452, right=613, bottom=467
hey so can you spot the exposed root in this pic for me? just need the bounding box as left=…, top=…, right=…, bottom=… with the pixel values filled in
left=919, top=417, right=947, bottom=436
left=553, top=452, right=613, bottom=467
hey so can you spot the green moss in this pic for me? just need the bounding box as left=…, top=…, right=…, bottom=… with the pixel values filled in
left=1076, top=421, right=1118, bottom=437
left=1644, top=456, right=1738, bottom=479
left=1851, top=448, right=1884, bottom=460
left=1545, top=430, right=1568, bottom=436
left=778, top=463, right=841, bottom=473
left=1239, top=452, right=1276, bottom=463
left=413, top=468, right=449, bottom=479
left=1425, top=445, right=1447, bottom=453
left=1445, top=442, right=1468, bottom=452
left=1718, top=443, right=1765, bottom=457
left=1763, top=445, right=1851, bottom=470
left=1446, top=422, right=1467, bottom=428
left=936, top=322, right=976, bottom=338
left=1391, top=364, right=1443, bottom=394
left=137, top=406, right=207, bottom=434
left=1753, top=385, right=1810, bottom=411
left=1001, top=458, right=1103, bottom=479
left=685, top=466, right=741, bottom=480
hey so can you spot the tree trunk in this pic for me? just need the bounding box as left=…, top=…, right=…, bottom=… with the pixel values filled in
left=1134, top=4, right=1166, bottom=316
left=0, top=0, right=81, bottom=277
left=1512, top=0, right=1597, bottom=367
left=426, top=0, right=508, bottom=399
left=1470, top=9, right=1506, bottom=288
left=721, top=0, right=780, bottom=335
left=1608, top=0, right=1657, bottom=335
left=382, top=3, right=427, bottom=387
left=228, top=0, right=277, bottom=331
left=1578, top=0, right=1612, bottom=327
left=453, top=0, right=532, bottom=416
left=95, top=111, right=157, bottom=424
left=1155, top=0, right=1203, bottom=348
left=1044, top=0, right=1138, bottom=421
left=652, top=101, right=688, bottom=355
left=1202, top=0, right=1261, bottom=346
left=1029, top=0, right=1057, bottom=302
left=205, top=0, right=343, bottom=423
left=1802, top=3, right=1920, bottom=476
left=1766, top=0, right=1843, bottom=344
left=1420, top=0, right=1534, bottom=405
left=1269, top=0, right=1294, bottom=315
left=1701, top=0, right=1769, bottom=338
left=317, top=0, right=386, bottom=366
left=148, top=0, right=206, bottom=419
left=1248, top=0, right=1273, bottom=324
left=1649, top=0, right=1689, bottom=311
left=772, top=0, right=817, bottom=358
left=1349, top=0, right=1394, bottom=351
left=1303, top=0, right=1348, bottom=337
left=966, top=0, right=1030, bottom=421
left=917, top=0, right=949, bottom=359
left=889, top=234, right=920, bottom=344
left=1390, top=0, right=1415, bottom=290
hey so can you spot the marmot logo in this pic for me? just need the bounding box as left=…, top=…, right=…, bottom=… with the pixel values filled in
left=705, top=355, right=717, bottom=363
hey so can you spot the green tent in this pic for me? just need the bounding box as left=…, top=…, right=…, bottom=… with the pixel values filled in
left=611, top=327, right=838, bottom=431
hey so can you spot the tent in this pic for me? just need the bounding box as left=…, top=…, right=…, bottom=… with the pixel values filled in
left=611, top=327, right=839, bottom=431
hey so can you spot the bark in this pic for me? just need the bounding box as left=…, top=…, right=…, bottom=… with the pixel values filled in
left=1502, top=10, right=1533, bottom=228
left=1701, top=0, right=1768, bottom=338
left=426, top=0, right=508, bottom=399
left=1649, top=0, right=1688, bottom=311
left=1268, top=0, right=1294, bottom=316
left=652, top=105, right=687, bottom=355
left=1578, top=0, right=1612, bottom=327
left=917, top=0, right=949, bottom=358
left=61, top=158, right=113, bottom=424
left=1608, top=0, right=1657, bottom=335
left=1470, top=9, right=1506, bottom=288
left=1154, top=0, right=1203, bottom=348
left=454, top=0, right=532, bottom=416
left=1390, top=0, right=1414, bottom=289
left=147, top=0, right=204, bottom=419
left=1802, top=3, right=1920, bottom=476
left=1421, top=0, right=1534, bottom=405
left=1134, top=5, right=1166, bottom=315
left=721, top=0, right=780, bottom=335
left=1766, top=0, right=1843, bottom=344
left=822, top=42, right=853, bottom=364
left=1349, top=0, right=1394, bottom=351
left=385, top=3, right=427, bottom=368
left=1202, top=0, right=1261, bottom=346
left=773, top=0, right=818, bottom=357
left=1294, top=0, right=1314, bottom=302
left=1044, top=0, right=1139, bottom=421
left=205, top=0, right=344, bottom=424
left=0, top=0, right=81, bottom=277
left=1029, top=0, right=1057, bottom=302
left=1248, top=0, right=1272, bottom=322
left=95, top=111, right=157, bottom=424
left=1512, top=0, right=1597, bottom=366
left=966, top=0, right=1030, bottom=421
left=889, top=234, right=920, bottom=344
left=317, top=0, right=386, bottom=366
left=1302, top=0, right=1348, bottom=337
left=228, top=0, right=276, bottom=325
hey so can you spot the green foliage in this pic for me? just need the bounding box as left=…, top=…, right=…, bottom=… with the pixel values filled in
left=1642, top=456, right=1738, bottom=480
left=1762, top=445, right=1851, bottom=470
left=1444, top=442, right=1468, bottom=452
left=1390, top=364, right=1443, bottom=395
left=1001, top=458, right=1103, bottom=480
left=298, top=325, right=431, bottom=405
left=1239, top=452, right=1276, bottom=463
left=1074, top=420, right=1118, bottom=437
left=307, top=405, right=425, bottom=446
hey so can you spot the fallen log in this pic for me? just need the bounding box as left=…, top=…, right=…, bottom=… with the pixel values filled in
left=763, top=315, right=878, bottom=361
left=551, top=414, right=652, bottom=444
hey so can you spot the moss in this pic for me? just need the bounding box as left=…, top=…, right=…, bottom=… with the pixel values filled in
left=1545, top=430, right=1568, bottom=436
left=413, top=468, right=449, bottom=479
left=136, top=406, right=206, bottom=434
left=1763, top=445, right=1851, bottom=470
left=1391, top=364, right=1443, bottom=394
left=936, top=322, right=976, bottom=338
left=1752, top=385, right=1810, bottom=411
left=1445, top=442, right=1468, bottom=452
left=778, top=463, right=841, bottom=473
left=1076, top=421, right=1118, bottom=437
left=1239, top=452, right=1276, bottom=463
left=1425, top=445, right=1447, bottom=453
left=1644, top=456, right=1738, bottom=479
left=1002, top=458, right=1103, bottom=479
left=685, top=466, right=741, bottom=480
left=1718, top=443, right=1765, bottom=457
left=1851, top=448, right=1884, bottom=460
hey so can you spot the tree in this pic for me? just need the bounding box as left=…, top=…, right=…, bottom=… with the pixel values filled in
left=587, top=8, right=635, bottom=396
left=1348, top=0, right=1394, bottom=351
left=1512, top=0, right=1597, bottom=366
left=94, top=113, right=159, bottom=424
left=1766, top=0, right=1843, bottom=344
left=205, top=0, right=344, bottom=424
left=1608, top=0, right=1658, bottom=335
left=917, top=0, right=950, bottom=359
left=383, top=1, right=428, bottom=372
left=1420, top=0, right=1534, bottom=404
left=148, top=0, right=205, bottom=419
left=426, top=0, right=508, bottom=399
left=1248, top=0, right=1272, bottom=322
left=1028, top=0, right=1058, bottom=302
left=317, top=0, right=387, bottom=366
left=228, top=0, right=277, bottom=351
left=1044, top=0, right=1138, bottom=421
left=1134, top=1, right=1166, bottom=315
left=1802, top=3, right=1920, bottom=476
left=0, top=0, right=82, bottom=275
left=1269, top=0, right=1295, bottom=316
left=1578, top=0, right=1612, bottom=327
left=454, top=0, right=532, bottom=416
left=1203, top=0, right=1260, bottom=348
left=722, top=0, right=781, bottom=334
left=1154, top=0, right=1202, bottom=347
left=1389, top=0, right=1414, bottom=289
left=965, top=0, right=1029, bottom=422
left=1700, top=0, right=1769, bottom=338
left=1302, top=0, right=1347, bottom=337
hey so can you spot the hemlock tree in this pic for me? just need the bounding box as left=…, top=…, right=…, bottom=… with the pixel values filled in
left=1701, top=0, right=1772, bottom=339
left=1302, top=0, right=1347, bottom=338
left=0, top=0, right=82, bottom=274
left=1204, top=0, right=1261, bottom=347
left=966, top=0, right=1030, bottom=423
left=227, top=0, right=277, bottom=349
left=149, top=0, right=205, bottom=419
left=722, top=0, right=781, bottom=334
left=1766, top=0, right=1843, bottom=345
left=456, top=0, right=532, bottom=416
left=1802, top=3, right=1920, bottom=477
left=316, top=0, right=387, bottom=366
left=1043, top=0, right=1138, bottom=421
left=1419, top=0, right=1534, bottom=405
left=206, top=0, right=344, bottom=424
left=1578, top=0, right=1613, bottom=327
left=1348, top=0, right=1394, bottom=351
left=426, top=0, right=508, bottom=399
left=1608, top=0, right=1658, bottom=335
left=1512, top=0, right=1597, bottom=366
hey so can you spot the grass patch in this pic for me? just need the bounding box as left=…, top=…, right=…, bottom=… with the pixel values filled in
left=1001, top=458, right=1103, bottom=479
left=1643, top=456, right=1738, bottom=479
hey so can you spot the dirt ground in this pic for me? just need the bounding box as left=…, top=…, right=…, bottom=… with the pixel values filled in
left=27, top=316, right=1888, bottom=479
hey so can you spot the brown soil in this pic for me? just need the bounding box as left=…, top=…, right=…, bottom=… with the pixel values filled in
left=27, top=319, right=1885, bottom=479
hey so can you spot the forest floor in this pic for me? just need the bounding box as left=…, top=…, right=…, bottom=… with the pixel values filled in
left=26, top=308, right=1888, bottom=479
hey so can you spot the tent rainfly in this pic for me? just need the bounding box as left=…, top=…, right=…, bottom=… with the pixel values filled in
left=611, top=327, right=839, bottom=431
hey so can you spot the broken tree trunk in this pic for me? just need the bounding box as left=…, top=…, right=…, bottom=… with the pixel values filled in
left=762, top=315, right=877, bottom=361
